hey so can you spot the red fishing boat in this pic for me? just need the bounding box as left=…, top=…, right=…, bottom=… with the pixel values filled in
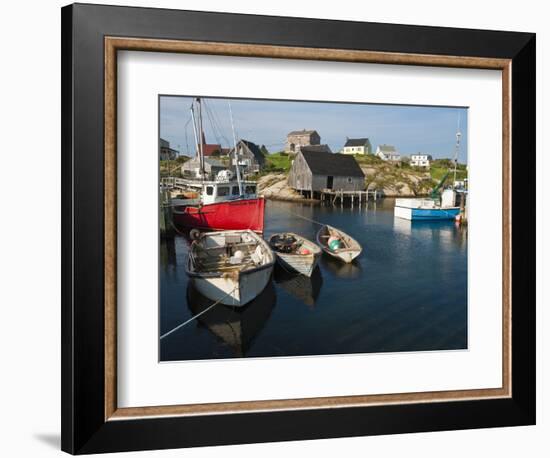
left=172, top=179, right=265, bottom=233
left=170, top=97, right=265, bottom=233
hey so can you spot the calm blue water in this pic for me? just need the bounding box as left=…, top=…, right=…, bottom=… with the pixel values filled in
left=160, top=198, right=467, bottom=361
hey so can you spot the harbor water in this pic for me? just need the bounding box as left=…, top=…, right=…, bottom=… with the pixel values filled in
left=160, top=198, right=467, bottom=361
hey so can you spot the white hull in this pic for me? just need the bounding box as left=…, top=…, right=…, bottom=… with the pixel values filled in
left=187, top=230, right=275, bottom=307
left=327, top=249, right=361, bottom=263
left=316, top=225, right=362, bottom=264
left=276, top=251, right=320, bottom=277
left=394, top=205, right=413, bottom=220
left=269, top=232, right=322, bottom=277
left=192, top=265, right=273, bottom=306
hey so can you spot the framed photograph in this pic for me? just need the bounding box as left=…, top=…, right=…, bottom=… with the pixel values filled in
left=61, top=3, right=536, bottom=454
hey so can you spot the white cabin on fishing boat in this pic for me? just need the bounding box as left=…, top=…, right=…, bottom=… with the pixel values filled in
left=182, top=176, right=258, bottom=205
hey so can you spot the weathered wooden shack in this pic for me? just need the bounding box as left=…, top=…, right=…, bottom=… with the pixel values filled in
left=300, top=144, right=332, bottom=154
left=288, top=150, right=365, bottom=197
left=232, top=139, right=265, bottom=175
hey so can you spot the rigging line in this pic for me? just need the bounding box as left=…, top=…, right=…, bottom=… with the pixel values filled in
left=209, top=101, right=230, bottom=145
left=159, top=287, right=238, bottom=340
left=209, top=103, right=227, bottom=144
left=183, top=115, right=192, bottom=157
left=204, top=101, right=222, bottom=145
left=205, top=101, right=230, bottom=147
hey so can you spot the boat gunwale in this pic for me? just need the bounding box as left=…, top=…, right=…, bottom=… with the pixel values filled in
left=316, top=225, right=362, bottom=254
left=268, top=232, right=322, bottom=258
left=186, top=230, right=275, bottom=278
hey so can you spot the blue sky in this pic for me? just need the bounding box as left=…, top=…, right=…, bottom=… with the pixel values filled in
left=160, top=96, right=468, bottom=163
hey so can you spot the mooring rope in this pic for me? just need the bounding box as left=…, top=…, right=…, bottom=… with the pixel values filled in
left=286, top=210, right=325, bottom=227
left=160, top=287, right=237, bottom=340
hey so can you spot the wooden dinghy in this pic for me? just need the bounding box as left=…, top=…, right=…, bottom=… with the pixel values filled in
left=186, top=230, right=275, bottom=307
left=316, top=225, right=362, bottom=264
left=268, top=232, right=321, bottom=277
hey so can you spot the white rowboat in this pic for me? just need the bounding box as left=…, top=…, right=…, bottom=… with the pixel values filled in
left=268, top=232, right=321, bottom=277
left=186, top=230, right=275, bottom=307
left=316, top=225, right=362, bottom=264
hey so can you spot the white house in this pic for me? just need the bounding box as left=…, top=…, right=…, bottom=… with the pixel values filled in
left=376, top=144, right=401, bottom=162
left=410, top=153, right=432, bottom=168
left=342, top=137, right=372, bottom=155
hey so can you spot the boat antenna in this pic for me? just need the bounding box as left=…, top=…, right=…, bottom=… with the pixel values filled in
left=228, top=100, right=243, bottom=195
left=452, top=113, right=462, bottom=187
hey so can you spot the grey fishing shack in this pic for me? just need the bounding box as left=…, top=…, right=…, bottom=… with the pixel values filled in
left=288, top=150, right=365, bottom=197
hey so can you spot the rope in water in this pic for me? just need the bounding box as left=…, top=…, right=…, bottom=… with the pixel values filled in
left=160, top=287, right=237, bottom=340
left=286, top=210, right=325, bottom=227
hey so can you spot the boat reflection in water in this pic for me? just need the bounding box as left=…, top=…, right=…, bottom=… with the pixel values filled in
left=273, top=265, right=323, bottom=308
left=393, top=216, right=467, bottom=250
left=320, top=255, right=362, bottom=279
left=186, top=280, right=276, bottom=357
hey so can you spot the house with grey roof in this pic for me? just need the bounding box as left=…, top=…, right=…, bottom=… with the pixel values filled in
left=376, top=144, right=401, bottom=162
left=285, top=129, right=321, bottom=154
left=342, top=138, right=372, bottom=155
left=231, top=139, right=265, bottom=175
left=288, top=150, right=365, bottom=196
left=300, top=144, right=332, bottom=154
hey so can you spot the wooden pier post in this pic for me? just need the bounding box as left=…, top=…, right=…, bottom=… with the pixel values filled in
left=160, top=190, right=174, bottom=239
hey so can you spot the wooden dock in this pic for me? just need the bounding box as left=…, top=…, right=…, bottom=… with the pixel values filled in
left=160, top=176, right=197, bottom=191
left=319, top=189, right=379, bottom=206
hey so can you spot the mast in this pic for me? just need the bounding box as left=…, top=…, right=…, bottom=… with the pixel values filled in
left=228, top=101, right=243, bottom=195
left=452, top=114, right=461, bottom=187
left=197, top=98, right=205, bottom=180
left=190, top=102, right=199, bottom=162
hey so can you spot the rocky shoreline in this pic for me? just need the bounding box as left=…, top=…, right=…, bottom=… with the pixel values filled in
left=256, top=168, right=433, bottom=202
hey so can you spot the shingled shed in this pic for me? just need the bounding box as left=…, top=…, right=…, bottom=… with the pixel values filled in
left=288, top=150, right=365, bottom=198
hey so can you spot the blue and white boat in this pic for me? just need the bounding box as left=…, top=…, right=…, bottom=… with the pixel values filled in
left=394, top=189, right=461, bottom=221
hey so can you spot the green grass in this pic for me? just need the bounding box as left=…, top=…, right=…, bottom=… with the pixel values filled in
left=264, top=152, right=292, bottom=172
left=352, top=153, right=385, bottom=165
left=430, top=166, right=468, bottom=183
left=159, top=156, right=190, bottom=177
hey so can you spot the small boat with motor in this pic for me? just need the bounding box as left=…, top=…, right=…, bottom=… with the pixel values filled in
left=394, top=119, right=464, bottom=222
left=394, top=189, right=461, bottom=221
left=186, top=229, right=275, bottom=307
left=268, top=232, right=321, bottom=277
left=316, top=225, right=362, bottom=264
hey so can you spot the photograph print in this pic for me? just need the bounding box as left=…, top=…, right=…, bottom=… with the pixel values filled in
left=159, top=96, right=468, bottom=362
